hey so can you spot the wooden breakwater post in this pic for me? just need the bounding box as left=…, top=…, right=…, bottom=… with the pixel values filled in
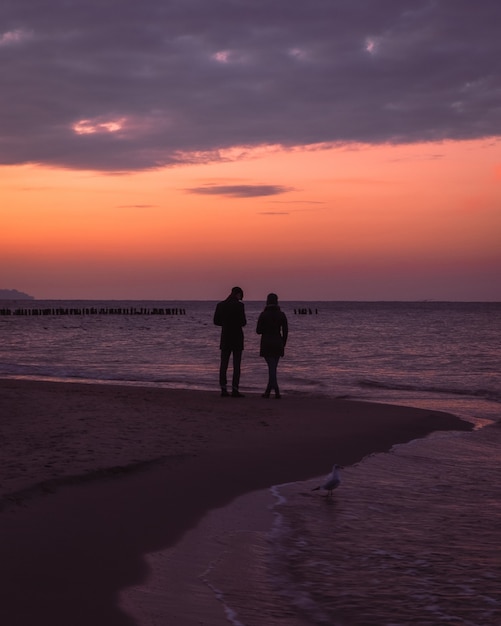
left=294, top=307, right=319, bottom=315
left=0, top=307, right=187, bottom=316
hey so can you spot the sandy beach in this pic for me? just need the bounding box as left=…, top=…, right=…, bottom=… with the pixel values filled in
left=0, top=379, right=473, bottom=626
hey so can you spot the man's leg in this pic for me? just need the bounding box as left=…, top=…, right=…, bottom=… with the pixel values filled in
left=231, top=350, right=243, bottom=396
left=219, top=349, right=231, bottom=396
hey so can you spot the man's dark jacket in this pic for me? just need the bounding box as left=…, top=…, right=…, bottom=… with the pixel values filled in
left=213, top=295, right=247, bottom=351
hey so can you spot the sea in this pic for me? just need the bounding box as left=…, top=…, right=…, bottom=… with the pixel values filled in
left=1, top=299, right=500, bottom=425
left=2, top=300, right=501, bottom=625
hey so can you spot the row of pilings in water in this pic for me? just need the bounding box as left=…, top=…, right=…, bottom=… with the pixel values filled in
left=1, top=306, right=317, bottom=317
left=0, top=307, right=187, bottom=316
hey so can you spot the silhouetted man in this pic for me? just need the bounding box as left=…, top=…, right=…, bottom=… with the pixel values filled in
left=214, top=286, right=246, bottom=397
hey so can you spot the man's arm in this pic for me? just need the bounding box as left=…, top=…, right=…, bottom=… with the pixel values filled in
left=213, top=302, right=223, bottom=326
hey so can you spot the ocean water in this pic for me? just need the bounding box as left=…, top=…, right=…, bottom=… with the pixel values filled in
left=3, top=300, right=500, bottom=625
left=1, top=300, right=500, bottom=425
left=198, top=424, right=501, bottom=626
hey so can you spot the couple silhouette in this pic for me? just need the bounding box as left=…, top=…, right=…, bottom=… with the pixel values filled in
left=214, top=287, right=288, bottom=399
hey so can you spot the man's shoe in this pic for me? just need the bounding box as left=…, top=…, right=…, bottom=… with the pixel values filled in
left=231, top=390, right=245, bottom=397
left=221, top=389, right=229, bottom=397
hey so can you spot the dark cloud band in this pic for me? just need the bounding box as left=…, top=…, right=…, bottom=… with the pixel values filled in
left=1, top=0, right=500, bottom=171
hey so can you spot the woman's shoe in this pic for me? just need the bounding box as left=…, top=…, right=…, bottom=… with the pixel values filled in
left=275, top=393, right=281, bottom=399
left=262, top=392, right=270, bottom=398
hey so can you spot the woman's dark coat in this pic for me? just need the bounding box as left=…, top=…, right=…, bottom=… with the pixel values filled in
left=256, top=305, right=288, bottom=357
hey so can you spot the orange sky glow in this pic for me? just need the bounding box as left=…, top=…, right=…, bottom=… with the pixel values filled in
left=1, top=138, right=500, bottom=301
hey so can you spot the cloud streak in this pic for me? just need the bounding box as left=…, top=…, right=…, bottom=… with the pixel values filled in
left=258, top=211, right=290, bottom=216
left=1, top=0, right=500, bottom=171
left=187, top=184, right=293, bottom=198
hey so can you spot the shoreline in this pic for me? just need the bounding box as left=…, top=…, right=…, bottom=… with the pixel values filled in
left=120, top=488, right=281, bottom=626
left=0, top=379, right=473, bottom=626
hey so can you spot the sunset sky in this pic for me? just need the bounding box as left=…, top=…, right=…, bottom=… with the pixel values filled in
left=1, top=1, right=500, bottom=301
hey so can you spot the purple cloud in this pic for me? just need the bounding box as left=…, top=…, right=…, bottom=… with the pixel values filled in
left=1, top=0, right=500, bottom=171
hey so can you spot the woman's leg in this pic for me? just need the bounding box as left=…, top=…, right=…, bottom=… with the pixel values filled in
left=273, top=356, right=281, bottom=397
left=265, top=356, right=280, bottom=396
left=262, top=356, right=272, bottom=397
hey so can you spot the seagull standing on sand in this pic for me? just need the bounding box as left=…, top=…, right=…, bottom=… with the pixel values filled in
left=312, top=464, right=342, bottom=496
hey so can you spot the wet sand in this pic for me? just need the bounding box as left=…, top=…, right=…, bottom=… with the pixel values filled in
left=0, top=379, right=472, bottom=625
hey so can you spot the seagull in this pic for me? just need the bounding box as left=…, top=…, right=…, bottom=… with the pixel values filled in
left=312, top=464, right=342, bottom=496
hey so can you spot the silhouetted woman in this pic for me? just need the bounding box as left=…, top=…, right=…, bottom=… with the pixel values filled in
left=256, top=293, right=288, bottom=399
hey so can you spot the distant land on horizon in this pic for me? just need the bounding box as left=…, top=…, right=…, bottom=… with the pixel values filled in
left=0, top=289, right=35, bottom=300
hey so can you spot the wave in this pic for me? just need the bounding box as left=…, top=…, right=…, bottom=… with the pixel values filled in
left=359, top=378, right=501, bottom=404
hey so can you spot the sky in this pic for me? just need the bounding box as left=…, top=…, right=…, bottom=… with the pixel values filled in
left=1, top=0, right=500, bottom=301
